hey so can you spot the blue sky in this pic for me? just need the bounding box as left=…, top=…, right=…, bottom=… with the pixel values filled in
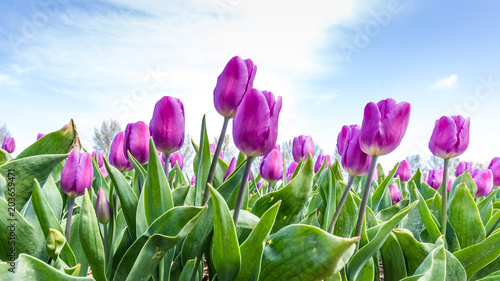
left=1, top=0, right=499, bottom=170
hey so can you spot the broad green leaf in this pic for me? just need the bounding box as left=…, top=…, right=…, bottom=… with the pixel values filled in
left=377, top=198, right=409, bottom=222
left=17, top=119, right=79, bottom=159
left=209, top=185, right=241, bottom=281
left=68, top=214, right=89, bottom=277
left=393, top=229, right=437, bottom=275
left=485, top=210, right=500, bottom=234
left=347, top=201, right=418, bottom=280
left=231, top=209, right=260, bottom=230
left=448, top=183, right=485, bottom=249
left=259, top=224, right=358, bottom=281
left=79, top=190, right=106, bottom=281
left=450, top=170, right=477, bottom=199
left=1, top=153, right=68, bottom=210
left=0, top=148, right=12, bottom=165
left=477, top=189, right=500, bottom=225
left=333, top=191, right=358, bottom=238
left=380, top=233, right=407, bottom=281
left=236, top=201, right=281, bottom=281
left=135, top=184, right=148, bottom=238
left=411, top=183, right=441, bottom=243
left=470, top=255, right=500, bottom=281
left=42, top=175, right=64, bottom=220
left=419, top=182, right=438, bottom=200
left=179, top=257, right=197, bottom=281
left=172, top=184, right=190, bottom=206
left=32, top=179, right=64, bottom=238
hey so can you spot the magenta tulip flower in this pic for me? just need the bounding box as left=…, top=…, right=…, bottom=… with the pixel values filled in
left=455, top=161, right=474, bottom=178
left=169, top=152, right=183, bottom=169
left=95, top=188, right=110, bottom=224
left=447, top=177, right=455, bottom=192
left=92, top=151, right=108, bottom=178
left=488, top=158, right=500, bottom=186
left=260, top=145, right=283, bottom=182
left=337, top=125, right=372, bottom=176
left=315, top=155, right=332, bottom=173
left=292, top=135, right=314, bottom=163
left=429, top=115, right=470, bottom=159
left=191, top=175, right=196, bottom=185
left=214, top=56, right=256, bottom=118
left=286, top=161, right=299, bottom=182
left=61, top=151, right=94, bottom=198
left=150, top=96, right=185, bottom=155
left=1, top=136, right=15, bottom=153
left=210, top=143, right=224, bottom=160
left=109, top=132, right=133, bottom=171
left=123, top=121, right=150, bottom=165
left=37, top=133, right=45, bottom=140
left=394, top=160, right=411, bottom=182
left=472, top=169, right=493, bottom=197
left=233, top=88, right=282, bottom=157
left=389, top=183, right=401, bottom=204
left=426, top=168, right=444, bottom=190
left=224, top=157, right=237, bottom=181
left=359, top=98, right=411, bottom=156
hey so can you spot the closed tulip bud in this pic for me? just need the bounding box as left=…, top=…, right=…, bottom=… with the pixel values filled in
left=488, top=158, right=500, bottom=187
left=286, top=161, right=298, bottom=182
left=169, top=152, right=183, bottom=169
left=1, top=136, right=15, bottom=153
left=150, top=96, right=185, bottom=154
left=473, top=169, right=494, bottom=197
left=292, top=135, right=314, bottom=163
left=455, top=161, right=474, bottom=178
left=95, top=188, right=110, bottom=224
left=210, top=143, right=224, bottom=160
left=429, top=115, right=470, bottom=159
left=260, top=145, right=283, bottom=182
left=214, top=56, right=257, bottom=118
left=123, top=121, right=150, bottom=165
left=359, top=98, right=411, bottom=156
left=224, top=157, right=237, bottom=181
left=233, top=89, right=282, bottom=157
left=92, top=151, right=108, bottom=178
left=426, top=168, right=443, bottom=190
left=257, top=180, right=264, bottom=190
left=61, top=151, right=93, bottom=198
left=109, top=132, right=133, bottom=171
left=389, top=183, right=401, bottom=204
left=447, top=177, right=455, bottom=192
left=315, top=154, right=331, bottom=173
left=337, top=125, right=372, bottom=176
left=37, top=133, right=45, bottom=140
left=191, top=175, right=196, bottom=185
left=394, top=160, right=411, bottom=182
left=373, top=172, right=379, bottom=184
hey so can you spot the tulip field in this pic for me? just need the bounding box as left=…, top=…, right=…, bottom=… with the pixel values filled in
left=2, top=56, right=500, bottom=281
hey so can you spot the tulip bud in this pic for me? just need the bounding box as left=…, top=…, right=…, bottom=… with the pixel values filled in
left=123, top=121, right=150, bottom=165
left=429, top=115, right=470, bottom=159
left=109, top=132, right=133, bottom=171
left=286, top=161, right=298, bottom=182
left=473, top=169, right=494, bottom=197
left=447, top=177, right=455, bottom=192
left=150, top=96, right=185, bottom=154
left=394, top=160, right=411, bottom=182
left=314, top=155, right=332, bottom=173
left=169, top=152, right=183, bottom=169
left=257, top=180, right=264, bottom=190
left=95, top=188, right=110, bottom=224
left=210, top=143, right=224, bottom=160
left=214, top=56, right=257, bottom=118
left=233, top=89, right=282, bottom=157
left=37, top=133, right=45, bottom=140
left=61, top=151, right=94, bottom=198
left=1, top=136, right=15, bottom=153
left=426, top=168, right=443, bottom=190
left=359, top=98, right=411, bottom=156
left=337, top=125, right=372, bottom=176
left=191, top=175, right=196, bottom=185
left=292, top=135, right=314, bottom=163
left=488, top=158, right=500, bottom=187
left=224, top=157, right=237, bottom=181
left=260, top=145, right=283, bottom=182
left=389, top=183, right=401, bottom=204
left=455, top=161, right=474, bottom=178
left=92, top=151, right=108, bottom=178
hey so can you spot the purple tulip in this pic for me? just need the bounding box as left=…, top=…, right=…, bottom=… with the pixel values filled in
left=1, top=136, right=15, bottom=153
left=394, top=160, right=411, bottom=182
left=488, top=158, right=500, bottom=187
left=224, top=157, right=237, bottom=181
left=191, top=175, right=196, bottom=185
left=214, top=56, right=256, bottom=118
left=95, top=188, right=110, bottom=224
left=169, top=152, right=183, bottom=169
left=123, top=121, right=150, bottom=165
left=92, top=151, right=108, bottom=178
left=389, top=183, right=401, bottom=204
left=455, top=161, right=474, bottom=178
left=260, top=145, right=283, bottom=182
left=257, top=180, right=264, bottom=190
left=37, top=133, right=45, bottom=140
left=447, top=177, right=454, bottom=192
left=315, top=154, right=332, bottom=173
left=426, top=168, right=444, bottom=190
left=150, top=96, right=185, bottom=154
left=359, top=98, right=411, bottom=156
left=472, top=169, right=493, bottom=197
left=210, top=143, right=224, bottom=160
left=292, top=135, right=314, bottom=163
left=337, top=125, right=372, bottom=176
left=286, top=161, right=299, bottom=182
left=109, top=132, right=133, bottom=171
left=61, top=151, right=94, bottom=198
left=233, top=88, right=282, bottom=157
left=429, top=115, right=470, bottom=159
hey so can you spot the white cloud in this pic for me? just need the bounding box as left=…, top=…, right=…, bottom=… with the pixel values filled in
left=433, top=74, right=458, bottom=89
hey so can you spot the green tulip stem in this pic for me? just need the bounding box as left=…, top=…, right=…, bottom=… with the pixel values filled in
left=65, top=197, right=75, bottom=243
left=328, top=175, right=355, bottom=234
left=354, top=156, right=379, bottom=245
left=164, top=153, right=171, bottom=179
left=441, top=158, right=450, bottom=238
left=203, top=117, right=230, bottom=205
left=103, top=224, right=109, bottom=266
left=138, top=177, right=142, bottom=194
left=267, top=182, right=276, bottom=193
left=233, top=156, right=255, bottom=226
left=486, top=215, right=500, bottom=237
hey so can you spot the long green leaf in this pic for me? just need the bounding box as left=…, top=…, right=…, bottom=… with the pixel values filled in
left=410, top=182, right=441, bottom=243
left=31, top=179, right=64, bottom=238
left=380, top=233, right=407, bottom=281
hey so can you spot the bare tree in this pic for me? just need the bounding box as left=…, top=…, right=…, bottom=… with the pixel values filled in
left=0, top=122, right=11, bottom=143
left=180, top=133, right=195, bottom=174
left=92, top=119, right=121, bottom=155
left=281, top=139, right=293, bottom=166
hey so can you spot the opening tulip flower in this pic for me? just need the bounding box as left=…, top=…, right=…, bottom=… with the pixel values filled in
left=1, top=136, right=15, bottom=153
left=426, top=167, right=444, bottom=190
left=394, top=159, right=411, bottom=182
left=488, top=157, right=500, bottom=186
left=315, top=154, right=332, bottom=173
left=429, top=115, right=470, bottom=159
left=455, top=161, right=474, bottom=178
left=123, top=121, right=150, bottom=165
left=109, top=132, right=133, bottom=171
left=292, top=135, right=314, bottom=163
left=473, top=169, right=494, bottom=197
left=337, top=125, right=372, bottom=177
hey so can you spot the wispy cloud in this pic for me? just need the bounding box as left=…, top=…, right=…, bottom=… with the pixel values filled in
left=433, top=74, right=458, bottom=89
